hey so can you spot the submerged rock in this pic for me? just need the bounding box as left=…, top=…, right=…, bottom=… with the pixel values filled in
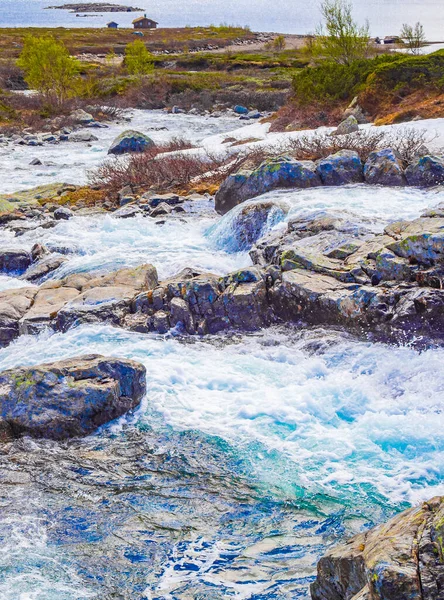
left=22, top=254, right=68, bottom=282
left=311, top=496, right=444, bottom=600
left=108, top=130, right=155, bottom=155
left=209, top=199, right=289, bottom=252
left=0, top=355, right=146, bottom=440
left=215, top=156, right=321, bottom=215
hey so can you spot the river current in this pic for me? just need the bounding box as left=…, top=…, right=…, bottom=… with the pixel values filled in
left=0, top=111, right=444, bottom=599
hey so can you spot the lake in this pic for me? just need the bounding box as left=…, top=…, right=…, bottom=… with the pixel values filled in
left=2, top=0, right=444, bottom=39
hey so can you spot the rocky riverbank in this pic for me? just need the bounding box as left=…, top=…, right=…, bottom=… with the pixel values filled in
left=1, top=203, right=444, bottom=347
left=311, top=496, right=444, bottom=600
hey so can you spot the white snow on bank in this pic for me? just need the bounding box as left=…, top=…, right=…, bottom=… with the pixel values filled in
left=200, top=118, right=444, bottom=156
left=2, top=110, right=443, bottom=196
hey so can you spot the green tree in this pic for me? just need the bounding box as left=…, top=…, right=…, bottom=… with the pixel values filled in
left=17, top=36, right=80, bottom=109
left=124, top=40, right=154, bottom=76
left=272, top=35, right=286, bottom=53
left=401, top=22, right=426, bottom=55
left=316, top=0, right=370, bottom=65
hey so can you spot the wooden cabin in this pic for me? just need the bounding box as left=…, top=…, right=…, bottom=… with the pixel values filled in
left=132, top=15, right=158, bottom=29
left=384, top=36, right=400, bottom=44
left=107, top=21, right=118, bottom=29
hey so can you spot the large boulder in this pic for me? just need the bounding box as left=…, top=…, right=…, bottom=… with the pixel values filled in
left=311, top=496, right=444, bottom=600
left=215, top=156, right=321, bottom=215
left=317, top=150, right=364, bottom=186
left=405, top=155, right=444, bottom=187
left=56, top=264, right=158, bottom=331
left=364, top=148, right=406, bottom=186
left=0, top=355, right=146, bottom=440
left=108, top=130, right=155, bottom=155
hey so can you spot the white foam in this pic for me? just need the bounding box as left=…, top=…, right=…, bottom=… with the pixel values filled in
left=1, top=325, right=442, bottom=508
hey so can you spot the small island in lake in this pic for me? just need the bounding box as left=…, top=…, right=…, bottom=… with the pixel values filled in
left=46, top=3, right=143, bottom=12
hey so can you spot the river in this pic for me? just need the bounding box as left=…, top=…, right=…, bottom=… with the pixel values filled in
left=1, top=0, right=444, bottom=39
left=0, top=111, right=444, bottom=599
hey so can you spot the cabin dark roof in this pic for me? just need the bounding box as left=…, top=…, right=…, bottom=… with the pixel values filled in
left=107, top=21, right=118, bottom=25
left=132, top=16, right=158, bottom=24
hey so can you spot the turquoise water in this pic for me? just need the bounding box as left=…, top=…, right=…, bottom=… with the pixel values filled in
left=0, top=325, right=443, bottom=597
left=1, top=0, right=443, bottom=38
left=0, top=109, right=443, bottom=598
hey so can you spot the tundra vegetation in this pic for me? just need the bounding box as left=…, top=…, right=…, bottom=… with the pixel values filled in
left=0, top=5, right=440, bottom=138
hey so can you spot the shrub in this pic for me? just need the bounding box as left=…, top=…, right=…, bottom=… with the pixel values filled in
left=281, top=126, right=430, bottom=162
left=292, top=54, right=400, bottom=105
left=17, top=36, right=81, bottom=109
left=124, top=40, right=154, bottom=76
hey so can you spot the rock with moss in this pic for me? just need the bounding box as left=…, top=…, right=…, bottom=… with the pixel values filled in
left=215, top=156, right=321, bottom=214
left=332, top=115, right=359, bottom=135
left=317, top=150, right=364, bottom=186
left=108, top=130, right=155, bottom=155
left=0, top=355, right=146, bottom=440
left=311, top=496, right=444, bottom=600
left=405, top=155, right=444, bottom=187
left=364, top=148, right=406, bottom=186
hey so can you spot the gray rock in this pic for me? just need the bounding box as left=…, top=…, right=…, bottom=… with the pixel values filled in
left=0, top=355, right=146, bottom=440
left=142, top=193, right=182, bottom=208
left=0, top=249, right=32, bottom=274
left=22, top=255, right=68, bottom=282
left=53, top=206, right=73, bottom=220
left=311, top=496, right=444, bottom=600
left=364, top=148, right=406, bottom=186
left=108, top=130, right=155, bottom=155
left=0, top=287, right=38, bottom=347
left=153, top=310, right=170, bottom=333
left=332, top=115, right=359, bottom=136
left=215, top=156, right=321, bottom=215
left=70, top=131, right=99, bottom=143
left=150, top=202, right=172, bottom=217
left=405, top=155, right=444, bottom=187
left=70, top=109, right=94, bottom=124
left=112, top=205, right=141, bottom=219
left=170, top=297, right=195, bottom=333
left=317, top=150, right=364, bottom=186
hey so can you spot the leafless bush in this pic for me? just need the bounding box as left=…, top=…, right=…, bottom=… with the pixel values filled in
left=281, top=127, right=430, bottom=162
left=0, top=61, right=25, bottom=90
left=88, top=137, right=226, bottom=195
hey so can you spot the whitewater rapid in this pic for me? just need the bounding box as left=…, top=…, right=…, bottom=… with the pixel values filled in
left=1, top=110, right=444, bottom=599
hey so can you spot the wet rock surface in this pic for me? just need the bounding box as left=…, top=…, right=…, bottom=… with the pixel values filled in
left=129, top=209, right=444, bottom=344
left=215, top=150, right=444, bottom=209
left=0, top=354, right=146, bottom=440
left=215, top=156, right=321, bottom=215
left=311, top=496, right=444, bottom=600
left=1, top=207, right=444, bottom=346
